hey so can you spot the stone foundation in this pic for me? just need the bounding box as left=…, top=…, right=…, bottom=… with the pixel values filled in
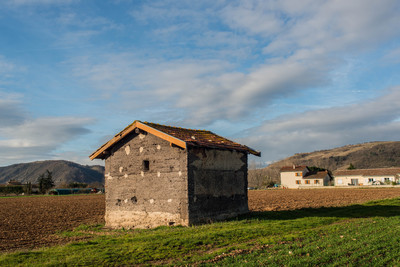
left=105, top=210, right=189, bottom=229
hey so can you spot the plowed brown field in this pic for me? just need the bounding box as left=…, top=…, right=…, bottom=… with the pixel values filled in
left=1, top=188, right=400, bottom=252
left=248, top=188, right=400, bottom=211
left=0, top=195, right=104, bottom=252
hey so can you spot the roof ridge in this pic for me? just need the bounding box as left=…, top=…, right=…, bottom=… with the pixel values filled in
left=336, top=167, right=400, bottom=171
left=144, top=121, right=211, bottom=132
left=90, top=120, right=261, bottom=160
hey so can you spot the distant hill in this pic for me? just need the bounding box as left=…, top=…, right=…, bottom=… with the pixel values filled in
left=0, top=160, right=104, bottom=186
left=249, top=141, right=400, bottom=188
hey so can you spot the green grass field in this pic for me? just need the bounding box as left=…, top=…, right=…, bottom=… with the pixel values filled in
left=1, top=198, right=400, bottom=266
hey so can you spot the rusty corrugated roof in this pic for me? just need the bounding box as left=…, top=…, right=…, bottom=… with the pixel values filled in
left=90, top=120, right=261, bottom=160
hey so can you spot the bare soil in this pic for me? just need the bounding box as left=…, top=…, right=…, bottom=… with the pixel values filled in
left=248, top=188, right=400, bottom=211
left=2, top=188, right=400, bottom=252
left=0, top=195, right=104, bottom=252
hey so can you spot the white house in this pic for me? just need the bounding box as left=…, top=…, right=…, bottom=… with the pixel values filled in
left=334, top=168, right=400, bottom=186
left=280, top=165, right=331, bottom=189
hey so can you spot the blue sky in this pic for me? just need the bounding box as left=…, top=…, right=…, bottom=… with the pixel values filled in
left=0, top=0, right=400, bottom=167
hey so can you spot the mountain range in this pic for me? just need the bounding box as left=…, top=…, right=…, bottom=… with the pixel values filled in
left=0, top=160, right=104, bottom=186
left=2, top=141, right=399, bottom=188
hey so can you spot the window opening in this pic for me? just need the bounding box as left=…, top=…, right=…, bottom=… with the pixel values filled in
left=351, top=179, right=359, bottom=185
left=143, top=160, right=150, bottom=171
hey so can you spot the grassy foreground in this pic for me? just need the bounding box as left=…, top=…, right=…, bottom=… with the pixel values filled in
left=2, top=198, right=400, bottom=266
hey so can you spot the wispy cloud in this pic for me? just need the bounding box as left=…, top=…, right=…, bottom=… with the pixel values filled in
left=261, top=0, right=400, bottom=55
left=0, top=91, right=94, bottom=166
left=382, top=47, right=400, bottom=65
left=53, top=11, right=121, bottom=49
left=0, top=116, right=94, bottom=165
left=67, top=0, right=400, bottom=128
left=0, top=55, right=18, bottom=83
left=67, top=51, right=331, bottom=125
left=2, top=0, right=399, bottom=166
left=5, top=0, right=77, bottom=6
left=221, top=1, right=285, bottom=36
left=241, top=87, right=400, bottom=162
left=0, top=95, right=26, bottom=127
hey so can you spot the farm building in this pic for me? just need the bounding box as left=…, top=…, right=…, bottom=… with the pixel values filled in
left=280, top=165, right=332, bottom=188
left=7, top=179, right=22, bottom=186
left=90, top=120, right=261, bottom=229
left=334, top=168, right=400, bottom=186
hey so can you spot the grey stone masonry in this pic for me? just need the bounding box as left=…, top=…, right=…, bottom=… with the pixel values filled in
left=187, top=147, right=248, bottom=224
left=104, top=130, right=189, bottom=228
left=93, top=121, right=259, bottom=229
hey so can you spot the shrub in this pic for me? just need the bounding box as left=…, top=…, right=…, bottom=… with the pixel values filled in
left=347, top=163, right=356, bottom=170
left=263, top=180, right=276, bottom=188
left=0, top=185, right=24, bottom=195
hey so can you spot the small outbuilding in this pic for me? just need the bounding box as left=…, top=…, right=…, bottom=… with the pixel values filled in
left=90, top=120, right=260, bottom=229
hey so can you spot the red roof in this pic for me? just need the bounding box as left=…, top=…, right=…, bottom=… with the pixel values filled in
left=305, top=171, right=330, bottom=179
left=334, top=168, right=400, bottom=176
left=280, top=165, right=309, bottom=172
left=90, top=120, right=261, bottom=160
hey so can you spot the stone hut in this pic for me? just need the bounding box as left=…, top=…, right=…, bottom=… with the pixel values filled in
left=89, top=120, right=261, bottom=229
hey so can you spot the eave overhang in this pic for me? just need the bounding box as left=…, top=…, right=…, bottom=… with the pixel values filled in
left=89, top=121, right=187, bottom=160
left=89, top=120, right=261, bottom=160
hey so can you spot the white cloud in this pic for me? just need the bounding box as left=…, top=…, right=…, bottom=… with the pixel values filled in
left=66, top=1, right=400, bottom=127
left=0, top=99, right=94, bottom=165
left=0, top=55, right=19, bottom=84
left=54, top=30, right=100, bottom=48
left=0, top=57, right=27, bottom=127
left=241, top=87, right=400, bottom=162
left=68, top=53, right=147, bottom=95
left=57, top=13, right=114, bottom=28
left=0, top=117, right=93, bottom=148
left=221, top=1, right=285, bottom=36
left=1, top=0, right=399, bottom=167
left=5, top=0, right=76, bottom=6
left=0, top=56, right=16, bottom=74
left=129, top=1, right=256, bottom=57
left=51, top=12, right=121, bottom=49
left=0, top=95, right=26, bottom=127
left=67, top=51, right=331, bottom=125
left=261, top=0, right=400, bottom=55
left=130, top=1, right=215, bottom=25
left=382, top=47, right=400, bottom=65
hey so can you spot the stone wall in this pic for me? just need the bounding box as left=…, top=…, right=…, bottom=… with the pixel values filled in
left=187, top=147, right=248, bottom=224
left=104, top=130, right=188, bottom=228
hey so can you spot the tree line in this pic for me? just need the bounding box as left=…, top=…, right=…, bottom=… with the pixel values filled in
left=0, top=170, right=102, bottom=196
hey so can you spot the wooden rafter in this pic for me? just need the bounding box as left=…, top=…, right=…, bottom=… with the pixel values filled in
left=89, top=121, right=187, bottom=160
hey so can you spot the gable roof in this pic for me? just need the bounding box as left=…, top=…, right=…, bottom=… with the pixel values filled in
left=334, top=168, right=400, bottom=177
left=280, top=165, right=309, bottom=172
left=304, top=171, right=330, bottom=179
left=89, top=120, right=261, bottom=160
